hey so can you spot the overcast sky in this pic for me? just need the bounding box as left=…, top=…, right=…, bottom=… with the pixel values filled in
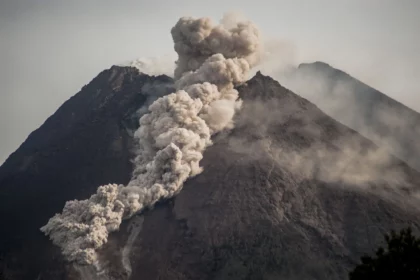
left=1, top=0, right=419, bottom=164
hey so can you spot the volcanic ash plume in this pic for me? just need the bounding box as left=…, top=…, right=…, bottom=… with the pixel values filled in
left=40, top=14, right=261, bottom=265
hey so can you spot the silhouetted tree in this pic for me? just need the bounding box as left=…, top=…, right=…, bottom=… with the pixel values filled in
left=0, top=254, right=4, bottom=280
left=349, top=227, right=420, bottom=280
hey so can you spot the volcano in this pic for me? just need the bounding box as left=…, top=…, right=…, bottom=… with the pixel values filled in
left=1, top=66, right=419, bottom=280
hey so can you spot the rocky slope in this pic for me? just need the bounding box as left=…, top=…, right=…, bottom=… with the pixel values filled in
left=285, top=61, right=420, bottom=171
left=1, top=67, right=419, bottom=280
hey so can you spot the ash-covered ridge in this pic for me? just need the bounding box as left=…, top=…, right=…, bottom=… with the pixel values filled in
left=286, top=61, right=420, bottom=171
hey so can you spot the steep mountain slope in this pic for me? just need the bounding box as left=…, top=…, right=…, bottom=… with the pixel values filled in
left=285, top=62, right=420, bottom=171
left=1, top=68, right=419, bottom=280
left=0, top=66, right=173, bottom=279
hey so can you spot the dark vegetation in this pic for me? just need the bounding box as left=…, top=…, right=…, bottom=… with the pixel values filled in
left=349, top=227, right=420, bottom=279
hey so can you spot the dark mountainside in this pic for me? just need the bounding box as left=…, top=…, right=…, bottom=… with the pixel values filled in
left=287, top=62, right=420, bottom=171
left=1, top=66, right=420, bottom=280
left=0, top=66, right=173, bottom=279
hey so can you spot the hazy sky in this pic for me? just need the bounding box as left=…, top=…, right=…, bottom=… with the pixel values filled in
left=1, top=0, right=419, bottom=164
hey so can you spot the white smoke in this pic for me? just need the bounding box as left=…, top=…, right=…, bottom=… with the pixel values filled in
left=122, top=54, right=176, bottom=77
left=41, top=14, right=261, bottom=265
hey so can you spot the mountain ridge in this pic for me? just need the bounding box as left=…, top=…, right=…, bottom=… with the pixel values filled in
left=288, top=61, right=420, bottom=171
left=298, top=61, right=419, bottom=115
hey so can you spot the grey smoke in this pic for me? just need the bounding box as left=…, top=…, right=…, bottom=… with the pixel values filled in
left=41, top=14, right=261, bottom=265
left=279, top=64, right=420, bottom=172
left=135, top=81, right=175, bottom=118
left=172, top=15, right=260, bottom=80
left=228, top=95, right=420, bottom=210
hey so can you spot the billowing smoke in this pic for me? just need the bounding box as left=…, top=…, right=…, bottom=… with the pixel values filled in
left=40, top=14, right=261, bottom=265
left=172, top=15, right=260, bottom=79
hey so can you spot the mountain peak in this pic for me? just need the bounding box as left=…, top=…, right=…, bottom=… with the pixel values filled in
left=297, top=61, right=343, bottom=78
left=291, top=61, right=420, bottom=171
left=0, top=67, right=174, bottom=276
left=298, top=61, right=332, bottom=69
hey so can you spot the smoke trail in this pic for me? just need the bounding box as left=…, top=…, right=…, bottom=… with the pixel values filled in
left=121, top=216, right=144, bottom=277
left=40, top=14, right=261, bottom=265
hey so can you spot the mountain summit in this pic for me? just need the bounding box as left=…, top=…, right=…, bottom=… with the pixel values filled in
left=287, top=61, right=420, bottom=171
left=1, top=67, right=419, bottom=280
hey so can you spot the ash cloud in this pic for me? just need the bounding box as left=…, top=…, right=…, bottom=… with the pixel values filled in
left=41, top=13, right=261, bottom=265
left=172, top=14, right=260, bottom=80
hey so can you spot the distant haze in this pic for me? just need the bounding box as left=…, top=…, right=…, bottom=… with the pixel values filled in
left=1, top=0, right=419, bottom=164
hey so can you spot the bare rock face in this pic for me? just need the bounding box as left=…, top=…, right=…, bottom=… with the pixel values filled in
left=1, top=68, right=419, bottom=280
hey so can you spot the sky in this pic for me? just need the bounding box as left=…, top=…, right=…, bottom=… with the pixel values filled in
left=1, top=0, right=419, bottom=164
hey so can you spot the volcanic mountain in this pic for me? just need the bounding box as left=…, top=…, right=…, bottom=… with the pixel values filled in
left=284, top=61, right=420, bottom=171
left=1, top=66, right=419, bottom=280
